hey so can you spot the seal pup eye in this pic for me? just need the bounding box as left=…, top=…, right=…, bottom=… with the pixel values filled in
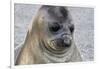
left=49, top=22, right=61, bottom=32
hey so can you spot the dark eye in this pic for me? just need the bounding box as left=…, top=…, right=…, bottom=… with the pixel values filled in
left=69, top=24, right=74, bottom=33
left=49, top=23, right=61, bottom=32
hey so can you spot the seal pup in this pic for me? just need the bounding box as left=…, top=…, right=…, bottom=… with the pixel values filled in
left=15, top=5, right=82, bottom=65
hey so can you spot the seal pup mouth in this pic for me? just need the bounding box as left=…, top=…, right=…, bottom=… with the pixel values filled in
left=50, top=38, right=71, bottom=50
left=47, top=34, right=72, bottom=52
left=40, top=34, right=73, bottom=54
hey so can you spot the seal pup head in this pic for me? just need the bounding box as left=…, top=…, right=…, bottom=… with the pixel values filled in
left=31, top=5, right=75, bottom=54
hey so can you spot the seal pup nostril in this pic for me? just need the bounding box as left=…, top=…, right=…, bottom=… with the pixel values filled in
left=62, top=34, right=72, bottom=39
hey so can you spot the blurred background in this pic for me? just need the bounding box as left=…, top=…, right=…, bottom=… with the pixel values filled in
left=14, top=3, right=94, bottom=62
